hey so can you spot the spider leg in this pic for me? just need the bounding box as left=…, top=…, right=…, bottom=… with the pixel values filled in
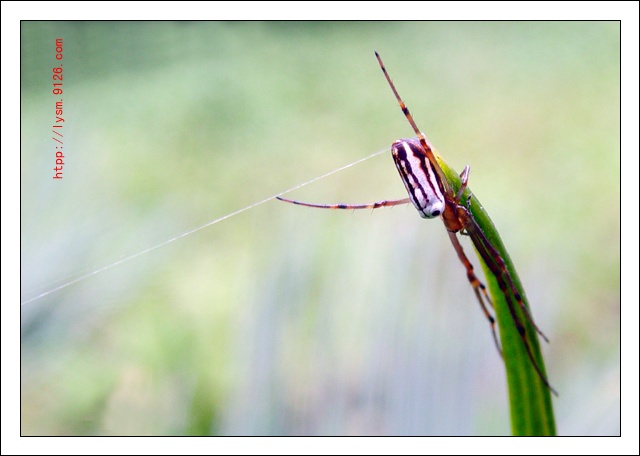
left=375, top=51, right=452, bottom=196
left=452, top=166, right=549, bottom=342
left=276, top=196, right=411, bottom=211
left=462, top=209, right=549, bottom=343
left=479, top=247, right=558, bottom=395
left=460, top=208, right=557, bottom=395
left=447, top=231, right=501, bottom=356
left=455, top=165, right=471, bottom=202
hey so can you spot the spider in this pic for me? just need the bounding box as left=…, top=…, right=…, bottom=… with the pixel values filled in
left=277, top=52, right=556, bottom=396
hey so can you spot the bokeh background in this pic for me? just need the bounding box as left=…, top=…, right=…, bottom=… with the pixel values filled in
left=21, top=21, right=620, bottom=435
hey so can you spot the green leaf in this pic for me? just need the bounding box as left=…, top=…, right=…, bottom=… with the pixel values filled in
left=436, top=155, right=557, bottom=436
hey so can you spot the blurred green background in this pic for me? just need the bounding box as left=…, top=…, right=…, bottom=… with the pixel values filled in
left=21, top=21, right=619, bottom=435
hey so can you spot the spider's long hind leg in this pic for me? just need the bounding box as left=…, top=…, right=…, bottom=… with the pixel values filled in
left=462, top=211, right=557, bottom=395
left=447, top=231, right=502, bottom=356
left=482, top=254, right=559, bottom=396
left=462, top=210, right=549, bottom=343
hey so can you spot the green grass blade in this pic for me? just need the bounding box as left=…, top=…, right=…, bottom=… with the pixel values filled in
left=436, top=155, right=557, bottom=436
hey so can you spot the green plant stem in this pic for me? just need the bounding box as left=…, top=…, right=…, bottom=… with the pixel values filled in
left=435, top=154, right=557, bottom=436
